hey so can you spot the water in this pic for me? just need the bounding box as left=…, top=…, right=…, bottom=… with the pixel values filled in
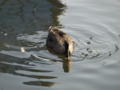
left=0, top=0, right=120, bottom=90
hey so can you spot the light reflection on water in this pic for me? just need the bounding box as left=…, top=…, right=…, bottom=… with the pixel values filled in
left=0, top=0, right=120, bottom=90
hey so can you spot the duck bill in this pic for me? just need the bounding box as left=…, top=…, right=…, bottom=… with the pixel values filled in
left=65, top=57, right=70, bottom=60
left=65, top=52, right=70, bottom=60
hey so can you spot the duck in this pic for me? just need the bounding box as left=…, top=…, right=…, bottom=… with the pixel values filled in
left=46, top=26, right=74, bottom=59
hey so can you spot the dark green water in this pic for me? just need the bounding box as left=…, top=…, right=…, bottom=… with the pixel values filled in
left=0, top=0, right=120, bottom=90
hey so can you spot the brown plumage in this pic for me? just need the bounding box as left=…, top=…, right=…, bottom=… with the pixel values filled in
left=46, top=26, right=74, bottom=59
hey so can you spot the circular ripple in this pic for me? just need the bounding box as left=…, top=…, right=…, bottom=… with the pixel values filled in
left=63, top=25, right=119, bottom=63
left=3, top=25, right=119, bottom=64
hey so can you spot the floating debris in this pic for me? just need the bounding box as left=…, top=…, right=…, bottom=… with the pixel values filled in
left=102, top=60, right=116, bottom=65
left=91, top=50, right=100, bottom=52
left=89, top=37, right=93, bottom=40
left=115, top=44, right=119, bottom=52
left=109, top=51, right=111, bottom=56
left=21, top=47, right=26, bottom=52
left=4, top=33, right=8, bottom=36
left=86, top=48, right=90, bottom=51
left=88, top=50, right=92, bottom=53
left=87, top=41, right=91, bottom=45
left=81, top=52, right=88, bottom=56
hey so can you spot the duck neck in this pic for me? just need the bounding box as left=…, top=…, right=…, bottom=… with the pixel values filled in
left=65, top=51, right=69, bottom=58
left=64, top=41, right=69, bottom=59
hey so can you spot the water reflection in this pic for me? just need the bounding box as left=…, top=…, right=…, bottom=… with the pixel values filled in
left=46, top=47, right=70, bottom=72
left=0, top=49, right=70, bottom=87
left=0, top=0, right=66, bottom=45
left=0, top=53, right=58, bottom=87
left=63, top=60, right=70, bottom=72
left=23, top=81, right=59, bottom=87
left=0, top=0, right=67, bottom=87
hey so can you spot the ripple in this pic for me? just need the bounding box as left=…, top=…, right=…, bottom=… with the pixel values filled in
left=0, top=24, right=119, bottom=74
left=3, top=24, right=119, bottom=64
left=63, top=25, right=119, bottom=63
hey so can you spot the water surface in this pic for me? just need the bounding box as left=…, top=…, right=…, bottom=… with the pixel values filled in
left=0, top=0, right=120, bottom=90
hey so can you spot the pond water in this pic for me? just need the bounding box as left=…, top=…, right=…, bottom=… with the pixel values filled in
left=0, top=0, right=120, bottom=90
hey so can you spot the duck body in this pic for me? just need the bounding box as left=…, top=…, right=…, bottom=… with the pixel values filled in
left=46, top=26, right=74, bottom=58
